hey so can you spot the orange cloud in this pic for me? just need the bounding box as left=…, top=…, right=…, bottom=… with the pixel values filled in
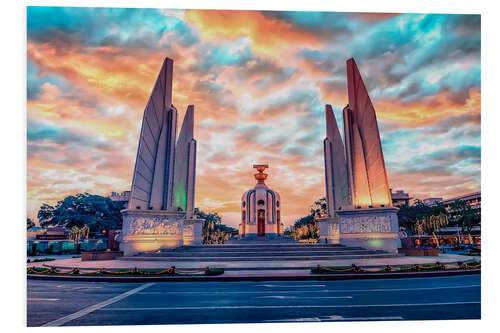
left=28, top=42, right=170, bottom=110
left=185, top=10, right=324, bottom=56
left=373, top=88, right=481, bottom=128
left=28, top=83, right=136, bottom=143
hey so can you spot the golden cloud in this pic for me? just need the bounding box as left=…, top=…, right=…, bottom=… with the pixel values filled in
left=185, top=10, right=324, bottom=57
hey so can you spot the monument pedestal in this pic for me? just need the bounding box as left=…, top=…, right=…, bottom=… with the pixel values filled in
left=317, top=217, right=340, bottom=244
left=336, top=207, right=401, bottom=253
left=183, top=218, right=204, bottom=246
left=120, top=209, right=207, bottom=255
left=120, top=209, right=187, bottom=256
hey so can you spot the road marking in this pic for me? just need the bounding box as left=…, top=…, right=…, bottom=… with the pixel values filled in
left=41, top=283, right=155, bottom=327
left=72, top=286, right=104, bottom=291
left=101, top=301, right=480, bottom=311
left=137, top=284, right=480, bottom=295
left=27, top=298, right=59, bottom=302
left=266, top=315, right=404, bottom=322
left=255, top=296, right=352, bottom=299
left=257, top=284, right=326, bottom=288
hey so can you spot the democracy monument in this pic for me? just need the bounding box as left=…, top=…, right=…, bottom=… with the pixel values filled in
left=239, top=164, right=284, bottom=238
left=120, top=58, right=203, bottom=256
left=318, top=58, right=400, bottom=253
left=119, top=57, right=400, bottom=255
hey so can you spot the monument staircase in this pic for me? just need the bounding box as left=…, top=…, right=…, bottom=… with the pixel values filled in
left=122, top=239, right=399, bottom=262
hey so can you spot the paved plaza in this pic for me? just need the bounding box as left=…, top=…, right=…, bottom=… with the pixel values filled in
left=28, top=242, right=480, bottom=279
left=28, top=253, right=479, bottom=271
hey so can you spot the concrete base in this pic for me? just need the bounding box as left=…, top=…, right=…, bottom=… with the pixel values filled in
left=183, top=218, right=204, bottom=246
left=81, top=251, right=123, bottom=261
left=336, top=207, right=401, bottom=253
left=240, top=233, right=277, bottom=239
left=398, top=248, right=439, bottom=256
left=317, top=217, right=340, bottom=244
left=120, top=209, right=186, bottom=256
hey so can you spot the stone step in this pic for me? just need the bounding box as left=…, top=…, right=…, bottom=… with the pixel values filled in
left=168, top=247, right=364, bottom=253
left=225, top=238, right=296, bottom=242
left=122, top=253, right=397, bottom=262
left=142, top=250, right=386, bottom=257
left=166, top=245, right=358, bottom=251
left=199, top=242, right=344, bottom=246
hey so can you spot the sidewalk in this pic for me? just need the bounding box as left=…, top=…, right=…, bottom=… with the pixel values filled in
left=28, top=253, right=479, bottom=271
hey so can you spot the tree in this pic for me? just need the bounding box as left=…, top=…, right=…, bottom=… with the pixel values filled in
left=293, top=214, right=315, bottom=229
left=310, top=197, right=328, bottom=219
left=450, top=199, right=480, bottom=234
left=27, top=217, right=35, bottom=230
left=291, top=218, right=318, bottom=240
left=37, top=203, right=55, bottom=227
left=194, top=208, right=236, bottom=244
left=289, top=197, right=325, bottom=241
left=414, top=213, right=449, bottom=236
left=194, top=208, right=222, bottom=225
left=36, top=193, right=123, bottom=233
left=397, top=200, right=448, bottom=233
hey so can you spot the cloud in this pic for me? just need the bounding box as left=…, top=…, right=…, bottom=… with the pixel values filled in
left=352, top=13, right=401, bottom=21
left=423, top=112, right=480, bottom=135
left=185, top=10, right=325, bottom=56
left=26, top=8, right=481, bottom=223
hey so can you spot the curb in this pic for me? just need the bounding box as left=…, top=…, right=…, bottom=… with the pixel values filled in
left=27, top=268, right=480, bottom=283
left=41, top=264, right=313, bottom=271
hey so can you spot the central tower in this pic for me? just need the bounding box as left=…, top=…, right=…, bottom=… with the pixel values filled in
left=240, top=165, right=282, bottom=238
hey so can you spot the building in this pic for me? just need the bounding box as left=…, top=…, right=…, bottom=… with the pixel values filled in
left=108, top=191, right=130, bottom=209
left=240, top=165, right=283, bottom=238
left=423, top=197, right=443, bottom=206
left=390, top=189, right=411, bottom=207
left=109, top=190, right=130, bottom=202
left=422, top=191, right=481, bottom=228
left=439, top=191, right=481, bottom=211
left=423, top=191, right=481, bottom=212
left=27, top=226, right=48, bottom=240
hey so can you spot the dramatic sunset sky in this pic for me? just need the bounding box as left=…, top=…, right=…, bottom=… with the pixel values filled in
left=27, top=7, right=481, bottom=227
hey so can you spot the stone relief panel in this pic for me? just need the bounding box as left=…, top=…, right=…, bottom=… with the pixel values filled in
left=340, top=215, right=392, bottom=234
left=124, top=216, right=183, bottom=236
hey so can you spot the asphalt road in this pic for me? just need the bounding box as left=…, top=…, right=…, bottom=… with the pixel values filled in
left=27, top=274, right=481, bottom=326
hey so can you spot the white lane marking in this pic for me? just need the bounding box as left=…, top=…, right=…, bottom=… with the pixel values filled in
left=255, top=296, right=352, bottom=299
left=41, top=283, right=155, bottom=327
left=257, top=284, right=326, bottom=288
left=271, top=317, right=321, bottom=322
left=102, top=301, right=480, bottom=311
left=28, top=298, right=59, bottom=302
left=136, top=284, right=480, bottom=295
left=266, top=315, right=404, bottom=322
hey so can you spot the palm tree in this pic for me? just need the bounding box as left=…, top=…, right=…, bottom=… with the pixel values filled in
left=450, top=199, right=480, bottom=235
